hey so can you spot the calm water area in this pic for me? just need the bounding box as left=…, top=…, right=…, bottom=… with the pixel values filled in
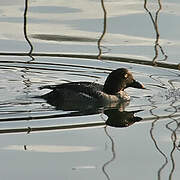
left=0, top=0, right=180, bottom=179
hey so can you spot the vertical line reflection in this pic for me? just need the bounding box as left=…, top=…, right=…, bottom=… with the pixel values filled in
left=148, top=94, right=180, bottom=180
left=166, top=119, right=177, bottom=180
left=148, top=97, right=168, bottom=180
left=144, top=0, right=167, bottom=64
left=24, top=0, right=34, bottom=61
left=149, top=107, right=168, bottom=180
left=97, top=0, right=107, bottom=60
left=165, top=101, right=179, bottom=180
left=21, top=0, right=34, bottom=133
left=22, top=0, right=33, bottom=94
left=102, top=126, right=116, bottom=180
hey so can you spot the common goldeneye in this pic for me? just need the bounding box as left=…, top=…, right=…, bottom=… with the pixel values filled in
left=39, top=68, right=144, bottom=107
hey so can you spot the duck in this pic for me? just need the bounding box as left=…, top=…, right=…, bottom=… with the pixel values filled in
left=39, top=68, right=144, bottom=107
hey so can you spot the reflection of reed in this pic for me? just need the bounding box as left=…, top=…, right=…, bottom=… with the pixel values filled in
left=22, top=0, right=33, bottom=122
left=0, top=110, right=180, bottom=135
left=22, top=1, right=33, bottom=132
left=97, top=0, right=107, bottom=59
left=21, top=72, right=32, bottom=89
left=149, top=104, right=168, bottom=180
left=148, top=93, right=180, bottom=180
left=0, top=52, right=179, bottom=70
left=166, top=120, right=177, bottom=180
left=0, top=121, right=105, bottom=134
left=102, top=126, right=115, bottom=180
left=0, top=100, right=179, bottom=122
left=165, top=101, right=179, bottom=180
left=24, top=0, right=34, bottom=61
left=144, top=0, right=167, bottom=64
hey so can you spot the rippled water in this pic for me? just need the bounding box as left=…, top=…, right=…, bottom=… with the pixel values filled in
left=0, top=0, right=180, bottom=180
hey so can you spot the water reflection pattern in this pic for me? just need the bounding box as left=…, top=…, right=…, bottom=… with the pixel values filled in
left=0, top=0, right=180, bottom=180
left=147, top=79, right=180, bottom=179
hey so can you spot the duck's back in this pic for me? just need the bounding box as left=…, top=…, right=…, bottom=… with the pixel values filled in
left=40, top=82, right=104, bottom=106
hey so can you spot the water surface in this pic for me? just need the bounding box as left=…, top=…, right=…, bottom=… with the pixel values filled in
left=0, top=0, right=180, bottom=180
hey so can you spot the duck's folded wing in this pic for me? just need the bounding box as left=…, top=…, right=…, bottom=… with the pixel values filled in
left=40, top=82, right=103, bottom=99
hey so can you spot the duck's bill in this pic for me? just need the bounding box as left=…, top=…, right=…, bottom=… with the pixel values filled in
left=129, top=80, right=145, bottom=89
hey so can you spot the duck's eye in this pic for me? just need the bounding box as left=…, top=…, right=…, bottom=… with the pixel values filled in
left=124, top=73, right=128, bottom=79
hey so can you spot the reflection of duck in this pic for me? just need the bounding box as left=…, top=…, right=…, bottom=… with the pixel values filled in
left=39, top=68, right=144, bottom=108
left=105, top=109, right=142, bottom=128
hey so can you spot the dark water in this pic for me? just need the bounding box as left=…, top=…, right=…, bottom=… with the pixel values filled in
left=0, top=0, right=180, bottom=179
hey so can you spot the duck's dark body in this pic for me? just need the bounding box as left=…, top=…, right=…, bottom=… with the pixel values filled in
left=39, top=68, right=144, bottom=109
